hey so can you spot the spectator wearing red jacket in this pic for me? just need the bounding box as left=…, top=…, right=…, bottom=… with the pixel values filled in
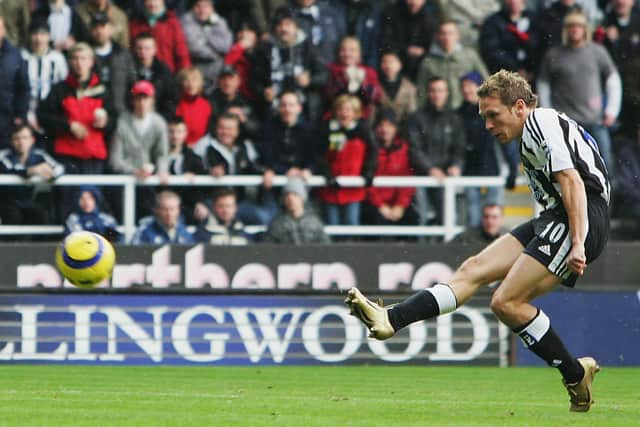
left=37, top=42, right=115, bottom=221
left=129, top=0, right=191, bottom=73
left=224, top=22, right=258, bottom=101
left=175, top=66, right=212, bottom=146
left=38, top=42, right=115, bottom=173
left=325, top=36, right=382, bottom=121
left=317, top=95, right=377, bottom=226
left=364, top=109, right=417, bottom=226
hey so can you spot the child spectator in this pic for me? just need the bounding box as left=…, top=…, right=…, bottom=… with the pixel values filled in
left=64, top=185, right=121, bottom=243
left=364, top=109, right=417, bottom=226
left=317, top=95, right=377, bottom=225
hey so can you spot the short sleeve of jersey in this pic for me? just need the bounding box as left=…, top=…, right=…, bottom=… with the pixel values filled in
left=532, top=109, right=575, bottom=173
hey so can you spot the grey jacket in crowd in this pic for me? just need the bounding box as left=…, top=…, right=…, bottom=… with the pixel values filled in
left=264, top=210, right=330, bottom=244
left=109, top=111, right=169, bottom=175
left=406, top=105, right=467, bottom=174
left=181, top=11, right=233, bottom=94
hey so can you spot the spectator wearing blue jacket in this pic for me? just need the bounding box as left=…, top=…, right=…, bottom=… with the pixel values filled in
left=0, top=16, right=30, bottom=148
left=0, top=125, right=63, bottom=226
left=131, top=190, right=195, bottom=244
left=457, top=72, right=519, bottom=227
left=64, top=185, right=122, bottom=243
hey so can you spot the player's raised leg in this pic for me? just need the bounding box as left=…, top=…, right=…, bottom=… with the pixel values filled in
left=345, top=233, right=524, bottom=339
left=490, top=253, right=600, bottom=412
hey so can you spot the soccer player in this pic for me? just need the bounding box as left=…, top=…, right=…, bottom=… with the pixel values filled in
left=345, top=70, right=610, bottom=412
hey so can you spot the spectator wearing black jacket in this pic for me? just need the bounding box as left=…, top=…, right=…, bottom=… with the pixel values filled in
left=249, top=6, right=328, bottom=121
left=457, top=72, right=519, bottom=227
left=0, top=125, right=64, bottom=227
left=132, top=32, right=179, bottom=121
left=260, top=91, right=316, bottom=178
left=379, top=0, right=440, bottom=81
left=90, top=12, right=136, bottom=115
left=0, top=16, right=30, bottom=149
left=291, top=0, right=346, bottom=66
left=165, top=116, right=207, bottom=225
left=193, top=113, right=278, bottom=225
left=209, top=65, right=260, bottom=141
left=407, top=77, right=466, bottom=225
left=479, top=0, right=540, bottom=80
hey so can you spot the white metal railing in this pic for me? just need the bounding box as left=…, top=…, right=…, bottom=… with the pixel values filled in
left=0, top=174, right=531, bottom=242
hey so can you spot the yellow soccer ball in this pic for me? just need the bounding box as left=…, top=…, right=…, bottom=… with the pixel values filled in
left=55, top=231, right=116, bottom=289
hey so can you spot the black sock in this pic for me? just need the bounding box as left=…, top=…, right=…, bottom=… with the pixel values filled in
left=387, top=290, right=440, bottom=331
left=514, top=309, right=585, bottom=384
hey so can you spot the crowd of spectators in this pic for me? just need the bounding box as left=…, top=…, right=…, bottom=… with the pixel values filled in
left=0, top=0, right=638, bottom=244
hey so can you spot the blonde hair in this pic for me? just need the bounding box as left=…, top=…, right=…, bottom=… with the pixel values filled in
left=562, top=10, right=591, bottom=46
left=477, top=69, right=537, bottom=108
left=177, top=67, right=204, bottom=94
left=332, top=94, right=362, bottom=119
left=68, top=42, right=95, bottom=60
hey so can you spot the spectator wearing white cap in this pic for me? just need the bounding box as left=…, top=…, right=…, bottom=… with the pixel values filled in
left=264, top=177, right=330, bottom=244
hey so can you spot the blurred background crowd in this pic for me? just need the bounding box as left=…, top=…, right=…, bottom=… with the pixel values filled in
left=0, top=0, right=638, bottom=244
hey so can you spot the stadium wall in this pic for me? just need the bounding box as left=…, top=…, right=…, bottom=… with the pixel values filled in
left=0, top=243, right=638, bottom=366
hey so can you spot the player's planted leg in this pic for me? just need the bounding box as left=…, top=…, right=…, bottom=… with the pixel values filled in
left=491, top=253, right=599, bottom=412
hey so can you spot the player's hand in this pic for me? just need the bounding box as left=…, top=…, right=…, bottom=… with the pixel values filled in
left=567, top=243, right=587, bottom=275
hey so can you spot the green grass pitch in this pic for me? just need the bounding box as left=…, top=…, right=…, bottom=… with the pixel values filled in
left=1, top=366, right=639, bottom=426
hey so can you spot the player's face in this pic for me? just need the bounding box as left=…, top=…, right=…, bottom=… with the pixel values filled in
left=478, top=94, right=523, bottom=143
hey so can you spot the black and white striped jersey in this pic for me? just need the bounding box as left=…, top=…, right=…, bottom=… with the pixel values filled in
left=520, top=108, right=611, bottom=211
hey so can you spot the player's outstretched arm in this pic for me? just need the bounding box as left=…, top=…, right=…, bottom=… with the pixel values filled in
left=554, top=168, right=588, bottom=275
